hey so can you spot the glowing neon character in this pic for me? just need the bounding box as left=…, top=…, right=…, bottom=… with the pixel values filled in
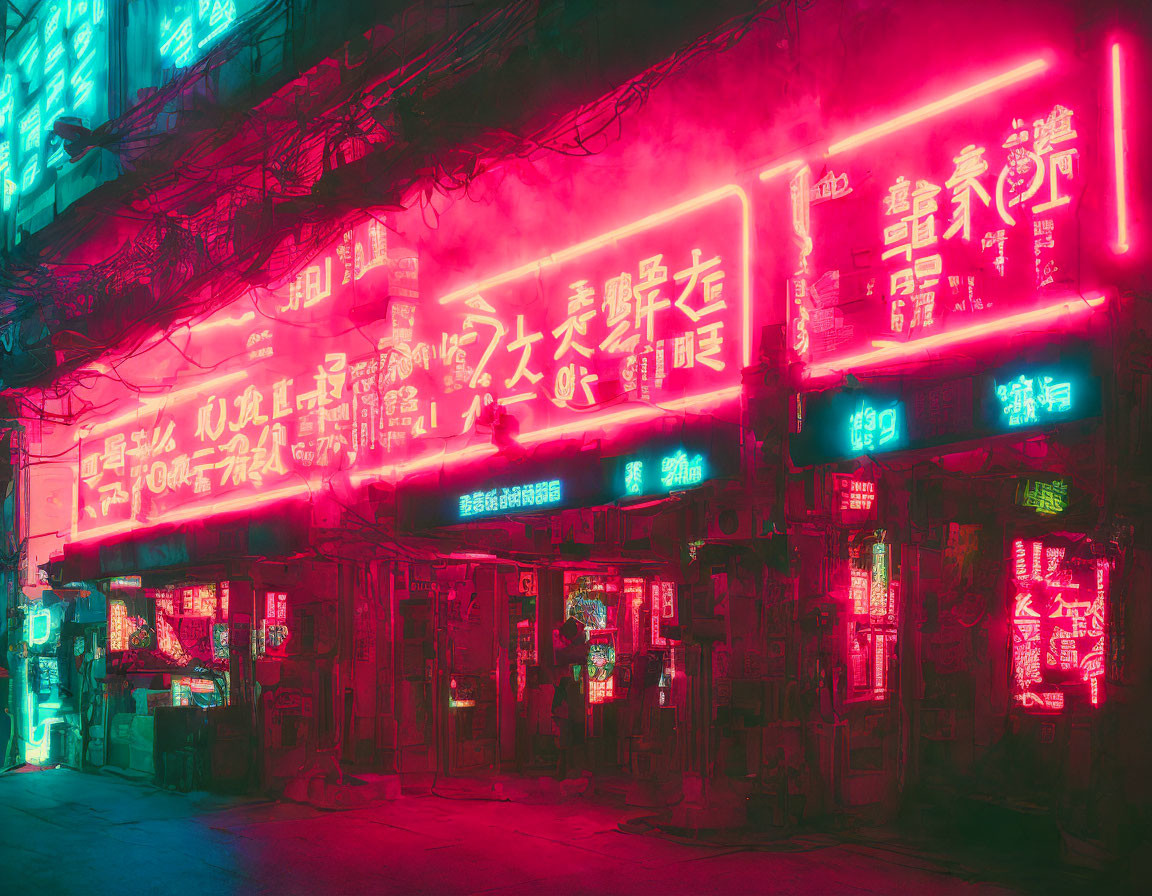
left=883, top=176, right=911, bottom=217
left=1033, top=104, right=1077, bottom=154
left=850, top=569, right=870, bottom=615
left=673, top=332, right=695, bottom=369
left=1020, top=479, right=1068, bottom=514
left=695, top=321, right=725, bottom=371
left=199, top=0, right=237, bottom=49
left=552, top=280, right=596, bottom=360
left=159, top=15, right=196, bottom=66
left=995, top=119, right=1045, bottom=226
left=660, top=450, right=704, bottom=489
left=996, top=374, right=1072, bottom=426
left=80, top=449, right=101, bottom=485
left=624, top=460, right=644, bottom=496
left=462, top=297, right=507, bottom=388
left=849, top=401, right=900, bottom=453
left=297, top=353, right=347, bottom=409
left=600, top=273, right=639, bottom=354
left=441, top=330, right=477, bottom=371
left=506, top=315, right=544, bottom=389
left=809, top=169, right=852, bottom=204
left=227, top=386, right=267, bottom=431
left=16, top=34, right=40, bottom=79
left=673, top=249, right=726, bottom=322
left=251, top=422, right=290, bottom=480
left=981, top=229, right=1007, bottom=276
left=167, top=454, right=193, bottom=490
left=634, top=255, right=671, bottom=343
left=790, top=277, right=810, bottom=356
left=282, top=258, right=333, bottom=311
left=1032, top=148, right=1077, bottom=214
left=553, top=363, right=598, bottom=407
left=0, top=140, right=12, bottom=212
left=943, top=145, right=992, bottom=241
left=216, top=433, right=251, bottom=485
left=272, top=378, right=293, bottom=418
left=996, top=375, right=1037, bottom=426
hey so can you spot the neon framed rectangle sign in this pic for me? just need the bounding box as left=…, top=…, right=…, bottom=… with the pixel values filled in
left=65, top=190, right=749, bottom=543
left=772, top=51, right=1115, bottom=378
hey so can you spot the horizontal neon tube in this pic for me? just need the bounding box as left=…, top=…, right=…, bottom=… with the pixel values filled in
left=78, top=370, right=250, bottom=441
left=806, top=294, right=1106, bottom=378
left=758, top=159, right=805, bottom=181
left=348, top=386, right=742, bottom=488
left=71, top=481, right=316, bottom=545
left=183, top=311, right=256, bottom=334
left=1111, top=42, right=1130, bottom=254
left=439, top=184, right=753, bottom=368
left=826, top=58, right=1048, bottom=156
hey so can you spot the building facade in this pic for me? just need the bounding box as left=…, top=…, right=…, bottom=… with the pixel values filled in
left=2, top=0, right=1149, bottom=865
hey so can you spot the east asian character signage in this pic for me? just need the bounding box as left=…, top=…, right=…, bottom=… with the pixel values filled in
left=434, top=184, right=749, bottom=436
left=790, top=351, right=1100, bottom=466
left=72, top=190, right=748, bottom=539
left=74, top=217, right=416, bottom=538
left=397, top=423, right=740, bottom=531
left=1010, top=538, right=1108, bottom=712
left=782, top=56, right=1111, bottom=376
left=1, top=0, right=108, bottom=211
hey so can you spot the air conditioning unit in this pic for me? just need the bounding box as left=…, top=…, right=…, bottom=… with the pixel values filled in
left=705, top=495, right=778, bottom=542
left=705, top=500, right=754, bottom=541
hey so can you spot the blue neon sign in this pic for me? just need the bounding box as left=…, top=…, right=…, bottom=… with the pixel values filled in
left=1, top=0, right=107, bottom=208
left=994, top=372, right=1073, bottom=428
left=159, top=0, right=240, bottom=68
left=847, top=398, right=903, bottom=456
left=459, top=479, right=562, bottom=519
left=622, top=449, right=707, bottom=497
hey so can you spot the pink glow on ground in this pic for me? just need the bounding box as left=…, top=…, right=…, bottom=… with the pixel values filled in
left=1111, top=42, right=1130, bottom=254
left=806, top=293, right=1106, bottom=379
left=826, top=58, right=1049, bottom=156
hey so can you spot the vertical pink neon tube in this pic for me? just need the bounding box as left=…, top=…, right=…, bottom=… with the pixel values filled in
left=1111, top=42, right=1130, bottom=254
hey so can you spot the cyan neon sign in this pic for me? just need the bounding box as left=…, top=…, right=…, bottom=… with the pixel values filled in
left=159, top=1, right=240, bottom=68
left=1, top=0, right=107, bottom=207
left=459, top=479, right=562, bottom=519
left=995, top=373, right=1073, bottom=428
left=848, top=399, right=902, bottom=455
left=661, top=449, right=705, bottom=489
left=623, top=449, right=706, bottom=497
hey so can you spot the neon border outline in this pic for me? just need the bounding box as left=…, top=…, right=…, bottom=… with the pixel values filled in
left=805, top=293, right=1106, bottom=378
left=766, top=52, right=1108, bottom=378
left=825, top=58, right=1049, bottom=156
left=70, top=187, right=750, bottom=543
left=1111, top=41, right=1130, bottom=254
left=439, top=183, right=752, bottom=368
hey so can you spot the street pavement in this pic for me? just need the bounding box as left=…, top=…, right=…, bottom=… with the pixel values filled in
left=0, top=767, right=1094, bottom=895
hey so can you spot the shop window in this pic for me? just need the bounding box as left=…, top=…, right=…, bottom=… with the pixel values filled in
left=1009, top=537, right=1108, bottom=712
left=847, top=536, right=899, bottom=701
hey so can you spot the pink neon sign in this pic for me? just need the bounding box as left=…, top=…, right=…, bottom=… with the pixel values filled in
left=775, top=53, right=1111, bottom=377
left=1110, top=42, right=1130, bottom=255
left=1010, top=537, right=1108, bottom=713
left=67, top=193, right=748, bottom=540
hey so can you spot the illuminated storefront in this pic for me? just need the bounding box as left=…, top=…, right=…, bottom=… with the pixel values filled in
left=5, top=0, right=1142, bottom=842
